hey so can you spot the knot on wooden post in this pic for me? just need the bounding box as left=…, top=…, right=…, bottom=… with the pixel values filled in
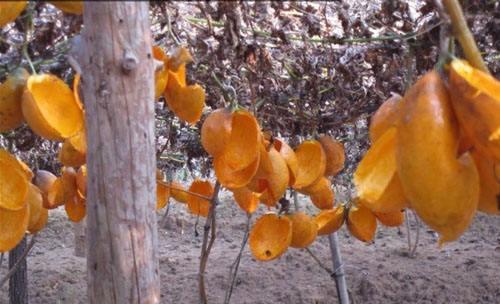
left=121, top=50, right=138, bottom=73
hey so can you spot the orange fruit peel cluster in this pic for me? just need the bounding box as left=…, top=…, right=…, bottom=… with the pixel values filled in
left=354, top=58, right=499, bottom=246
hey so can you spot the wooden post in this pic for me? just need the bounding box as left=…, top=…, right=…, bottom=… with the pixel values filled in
left=81, top=2, right=160, bottom=303
left=9, top=236, right=28, bottom=304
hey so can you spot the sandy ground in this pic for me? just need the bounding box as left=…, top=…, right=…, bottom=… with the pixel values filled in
left=1, top=192, right=499, bottom=304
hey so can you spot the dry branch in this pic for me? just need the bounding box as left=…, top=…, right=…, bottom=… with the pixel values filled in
left=199, top=181, right=221, bottom=304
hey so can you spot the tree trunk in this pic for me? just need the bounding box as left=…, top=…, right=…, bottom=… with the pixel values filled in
left=9, top=236, right=28, bottom=304
left=81, top=2, right=159, bottom=303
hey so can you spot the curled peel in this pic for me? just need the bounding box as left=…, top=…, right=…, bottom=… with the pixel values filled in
left=354, top=127, right=398, bottom=204
left=369, top=93, right=402, bottom=142
left=449, top=59, right=500, bottom=161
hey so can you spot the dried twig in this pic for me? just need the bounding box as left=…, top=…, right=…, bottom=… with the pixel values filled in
left=185, top=16, right=442, bottom=45
left=163, top=5, right=180, bottom=46
left=224, top=214, right=251, bottom=304
left=199, top=181, right=221, bottom=304
left=441, top=0, right=489, bottom=73
left=410, top=210, right=421, bottom=257
left=159, top=199, right=172, bottom=229
left=305, top=247, right=336, bottom=278
left=405, top=209, right=412, bottom=255
left=405, top=209, right=421, bottom=258
left=292, top=190, right=300, bottom=211
left=157, top=118, right=173, bottom=159
left=0, top=234, right=37, bottom=288
left=157, top=180, right=212, bottom=201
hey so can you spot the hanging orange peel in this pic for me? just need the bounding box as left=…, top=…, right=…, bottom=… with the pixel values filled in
left=288, top=212, right=317, bottom=248
left=201, top=108, right=232, bottom=157
left=164, top=73, right=205, bottom=124
left=250, top=145, right=289, bottom=207
left=374, top=210, right=405, bottom=227
left=0, top=68, right=29, bottom=132
left=214, top=152, right=260, bottom=190
left=471, top=150, right=500, bottom=215
left=46, top=167, right=79, bottom=210
left=358, top=174, right=407, bottom=214
left=315, top=205, right=345, bottom=236
left=157, top=45, right=205, bottom=124
left=65, top=192, right=86, bottom=223
left=354, top=127, right=398, bottom=204
left=0, top=1, right=27, bottom=27
left=272, top=138, right=299, bottom=186
left=187, top=180, right=214, bottom=217
left=203, top=109, right=263, bottom=190
left=232, top=187, right=260, bottom=214
left=301, top=177, right=334, bottom=210
left=0, top=149, right=30, bottom=211
left=396, top=70, right=479, bottom=245
left=155, top=170, right=170, bottom=210
left=168, top=181, right=189, bottom=204
left=26, top=183, right=45, bottom=233
left=0, top=203, right=29, bottom=253
left=358, top=91, right=408, bottom=214
left=347, top=204, right=377, bottom=242
left=59, top=127, right=87, bottom=167
left=152, top=46, right=169, bottom=100
left=76, top=165, right=87, bottom=197
left=448, top=59, right=500, bottom=161
left=369, top=93, right=402, bottom=142
left=22, top=74, right=84, bottom=141
left=222, top=111, right=261, bottom=171
left=293, top=140, right=326, bottom=189
left=249, top=214, right=292, bottom=261
left=34, top=169, right=57, bottom=208
left=318, top=135, right=345, bottom=177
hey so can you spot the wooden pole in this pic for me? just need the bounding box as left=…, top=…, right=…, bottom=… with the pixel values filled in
left=81, top=2, right=160, bottom=303
left=8, top=236, right=28, bottom=304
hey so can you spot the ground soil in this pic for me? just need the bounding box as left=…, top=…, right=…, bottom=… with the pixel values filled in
left=1, top=192, right=499, bottom=304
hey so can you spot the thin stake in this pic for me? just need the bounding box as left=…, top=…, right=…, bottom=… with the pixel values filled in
left=410, top=210, right=421, bottom=257
left=224, top=214, right=251, bottom=304
left=405, top=209, right=412, bottom=254
left=328, top=233, right=350, bottom=304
